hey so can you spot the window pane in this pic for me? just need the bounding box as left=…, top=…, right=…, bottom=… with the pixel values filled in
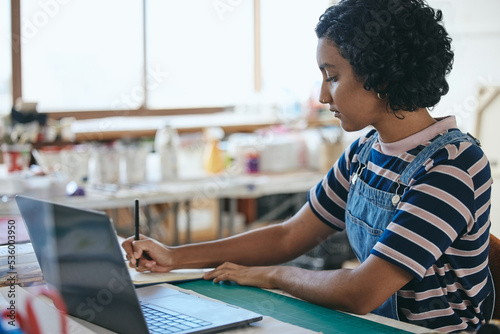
left=146, top=0, right=254, bottom=108
left=21, top=1, right=143, bottom=112
left=0, top=0, right=11, bottom=115
left=261, top=0, right=330, bottom=105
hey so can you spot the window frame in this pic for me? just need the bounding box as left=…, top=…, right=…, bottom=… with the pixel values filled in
left=9, top=0, right=262, bottom=120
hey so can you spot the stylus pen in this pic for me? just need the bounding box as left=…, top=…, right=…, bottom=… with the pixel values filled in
left=134, top=199, right=140, bottom=268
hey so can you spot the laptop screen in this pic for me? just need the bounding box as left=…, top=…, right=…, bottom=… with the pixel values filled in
left=16, top=195, right=149, bottom=334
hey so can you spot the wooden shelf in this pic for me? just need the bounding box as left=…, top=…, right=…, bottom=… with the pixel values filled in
left=71, top=112, right=339, bottom=142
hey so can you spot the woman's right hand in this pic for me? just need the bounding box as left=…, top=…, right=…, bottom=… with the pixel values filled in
left=121, top=235, right=175, bottom=272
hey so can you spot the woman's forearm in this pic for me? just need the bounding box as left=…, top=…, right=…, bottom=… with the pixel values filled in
left=171, top=204, right=335, bottom=269
left=171, top=222, right=298, bottom=268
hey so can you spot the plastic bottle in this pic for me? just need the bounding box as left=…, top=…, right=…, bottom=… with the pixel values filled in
left=154, top=124, right=179, bottom=181
left=202, top=127, right=225, bottom=174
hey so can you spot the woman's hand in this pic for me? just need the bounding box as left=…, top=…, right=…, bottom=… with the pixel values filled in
left=121, top=234, right=175, bottom=273
left=203, top=262, right=281, bottom=289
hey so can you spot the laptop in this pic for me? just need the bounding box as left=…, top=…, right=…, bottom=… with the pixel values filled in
left=16, top=195, right=262, bottom=334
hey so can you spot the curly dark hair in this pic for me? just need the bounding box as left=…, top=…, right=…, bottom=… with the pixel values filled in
left=315, top=0, right=454, bottom=113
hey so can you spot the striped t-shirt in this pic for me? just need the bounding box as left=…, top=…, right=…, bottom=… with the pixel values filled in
left=308, top=116, right=493, bottom=332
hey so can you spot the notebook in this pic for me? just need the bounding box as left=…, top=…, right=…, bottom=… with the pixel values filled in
left=16, top=195, right=262, bottom=334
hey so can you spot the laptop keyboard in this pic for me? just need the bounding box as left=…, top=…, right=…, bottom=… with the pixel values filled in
left=141, top=302, right=212, bottom=334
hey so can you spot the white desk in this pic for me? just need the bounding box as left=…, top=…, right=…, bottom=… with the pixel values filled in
left=0, top=283, right=430, bottom=334
left=0, top=284, right=316, bottom=334
left=0, top=170, right=324, bottom=244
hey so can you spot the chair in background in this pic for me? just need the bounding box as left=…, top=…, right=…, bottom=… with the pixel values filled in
left=489, top=233, right=500, bottom=319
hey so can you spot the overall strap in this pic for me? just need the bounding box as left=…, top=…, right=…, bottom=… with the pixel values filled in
left=399, top=130, right=478, bottom=186
left=357, top=132, right=378, bottom=165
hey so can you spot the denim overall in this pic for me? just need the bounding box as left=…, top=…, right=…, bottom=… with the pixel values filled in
left=345, top=130, right=480, bottom=319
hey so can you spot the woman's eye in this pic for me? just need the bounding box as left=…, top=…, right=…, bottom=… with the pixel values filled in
left=326, top=76, right=337, bottom=82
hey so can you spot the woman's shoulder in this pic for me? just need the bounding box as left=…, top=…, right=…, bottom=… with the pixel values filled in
left=429, top=129, right=488, bottom=167
left=414, top=130, right=492, bottom=187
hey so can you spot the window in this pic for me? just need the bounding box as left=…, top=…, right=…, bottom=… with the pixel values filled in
left=21, top=1, right=143, bottom=112
left=261, top=0, right=330, bottom=110
left=146, top=0, right=254, bottom=109
left=0, top=0, right=11, bottom=115
left=7, top=1, right=331, bottom=116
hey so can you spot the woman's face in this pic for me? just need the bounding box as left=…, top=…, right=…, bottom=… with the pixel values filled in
left=316, top=38, right=389, bottom=132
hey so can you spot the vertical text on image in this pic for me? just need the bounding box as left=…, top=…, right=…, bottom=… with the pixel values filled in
left=5, top=219, right=17, bottom=327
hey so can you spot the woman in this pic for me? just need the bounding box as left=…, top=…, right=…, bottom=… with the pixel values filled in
left=123, top=0, right=494, bottom=331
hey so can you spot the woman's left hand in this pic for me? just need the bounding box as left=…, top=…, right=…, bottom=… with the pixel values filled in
left=203, top=262, right=280, bottom=289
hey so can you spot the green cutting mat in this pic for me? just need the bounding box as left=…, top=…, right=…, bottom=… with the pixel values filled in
left=176, top=280, right=414, bottom=334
